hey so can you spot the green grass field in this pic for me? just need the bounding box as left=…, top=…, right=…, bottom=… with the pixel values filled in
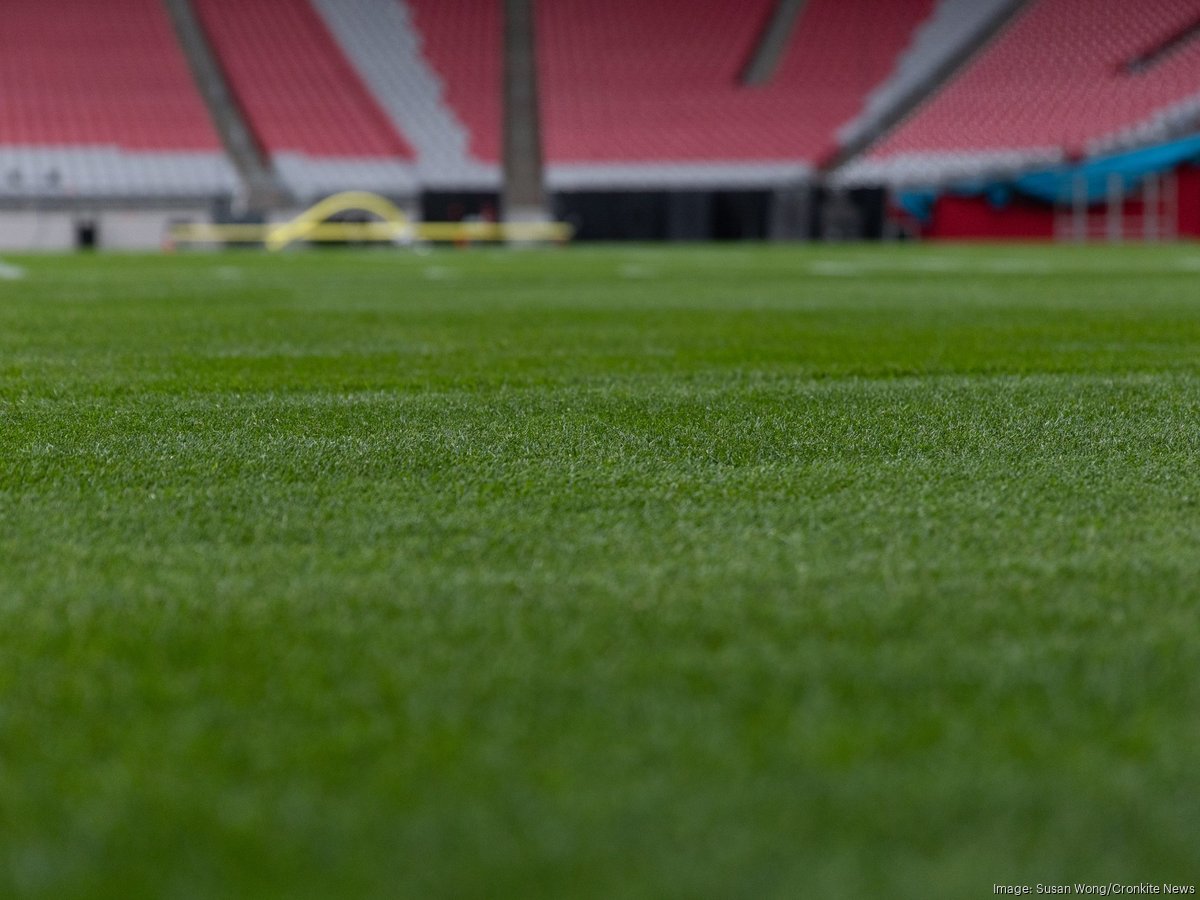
left=1, top=244, right=1198, bottom=898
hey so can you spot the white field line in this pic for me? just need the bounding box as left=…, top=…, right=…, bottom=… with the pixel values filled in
left=0, top=260, right=27, bottom=281
left=806, top=257, right=1086, bottom=277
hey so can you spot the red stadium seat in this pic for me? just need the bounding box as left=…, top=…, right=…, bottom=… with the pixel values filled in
left=406, top=0, right=934, bottom=167
left=0, top=0, right=222, bottom=151
left=193, top=0, right=413, bottom=160
left=868, top=0, right=1200, bottom=166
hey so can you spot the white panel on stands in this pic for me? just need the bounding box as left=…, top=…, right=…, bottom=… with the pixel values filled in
left=546, top=162, right=812, bottom=191
left=0, top=148, right=238, bottom=198
left=833, top=148, right=1063, bottom=187
left=310, top=0, right=499, bottom=189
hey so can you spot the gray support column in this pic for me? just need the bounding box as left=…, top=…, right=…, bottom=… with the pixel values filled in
left=1072, top=174, right=1087, bottom=243
left=502, top=0, right=548, bottom=222
left=1144, top=173, right=1159, bottom=243
left=1107, top=172, right=1123, bottom=243
left=1166, top=170, right=1179, bottom=240
left=742, top=0, right=807, bottom=86
left=161, top=0, right=290, bottom=211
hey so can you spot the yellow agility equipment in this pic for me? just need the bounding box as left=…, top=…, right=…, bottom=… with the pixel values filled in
left=169, top=191, right=573, bottom=249
left=265, top=191, right=412, bottom=251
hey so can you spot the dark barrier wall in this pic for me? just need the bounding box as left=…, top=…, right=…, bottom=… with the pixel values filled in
left=423, top=192, right=501, bottom=224
left=554, top=191, right=771, bottom=241
left=916, top=163, right=1200, bottom=240
left=421, top=187, right=889, bottom=241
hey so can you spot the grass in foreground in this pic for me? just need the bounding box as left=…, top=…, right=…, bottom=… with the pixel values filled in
left=1, top=244, right=1199, bottom=898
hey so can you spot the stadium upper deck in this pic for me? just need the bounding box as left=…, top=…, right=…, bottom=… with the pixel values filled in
left=842, top=0, right=1200, bottom=185
left=0, top=0, right=236, bottom=197
left=194, top=0, right=417, bottom=198
left=1, top=0, right=1198, bottom=200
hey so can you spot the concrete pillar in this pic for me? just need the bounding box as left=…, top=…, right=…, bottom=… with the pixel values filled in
left=502, top=0, right=547, bottom=223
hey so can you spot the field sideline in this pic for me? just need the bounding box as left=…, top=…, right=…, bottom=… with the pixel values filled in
left=1, top=244, right=1198, bottom=897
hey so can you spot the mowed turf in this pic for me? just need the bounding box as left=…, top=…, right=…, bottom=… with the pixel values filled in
left=1, top=245, right=1199, bottom=898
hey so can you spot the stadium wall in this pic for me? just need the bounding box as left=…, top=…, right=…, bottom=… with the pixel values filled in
left=0, top=207, right=212, bottom=251
left=909, top=164, right=1200, bottom=241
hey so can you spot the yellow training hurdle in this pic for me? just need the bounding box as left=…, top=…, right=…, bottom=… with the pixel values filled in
left=169, top=191, right=573, bottom=250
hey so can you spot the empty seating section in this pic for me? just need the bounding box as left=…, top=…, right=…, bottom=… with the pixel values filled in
left=404, top=0, right=504, bottom=164
left=193, top=0, right=413, bottom=161
left=867, top=0, right=1200, bottom=173
left=772, top=0, right=938, bottom=161
left=839, top=0, right=1019, bottom=147
left=0, top=0, right=236, bottom=196
left=535, top=0, right=933, bottom=165
left=536, top=0, right=771, bottom=163
left=310, top=0, right=496, bottom=187
left=0, top=0, right=220, bottom=150
left=404, top=0, right=933, bottom=169
left=9, top=0, right=1200, bottom=199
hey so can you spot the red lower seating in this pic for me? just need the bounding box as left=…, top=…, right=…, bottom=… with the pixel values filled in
left=405, top=0, right=503, bottom=164
left=539, top=0, right=934, bottom=165
left=194, top=0, right=412, bottom=160
left=870, top=0, right=1200, bottom=162
left=0, top=0, right=221, bottom=150
left=407, top=0, right=933, bottom=167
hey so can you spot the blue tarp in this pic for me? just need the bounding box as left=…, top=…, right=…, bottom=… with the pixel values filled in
left=898, top=133, right=1200, bottom=224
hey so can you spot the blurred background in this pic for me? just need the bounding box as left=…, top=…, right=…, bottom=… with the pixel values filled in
left=3, top=0, right=1200, bottom=249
